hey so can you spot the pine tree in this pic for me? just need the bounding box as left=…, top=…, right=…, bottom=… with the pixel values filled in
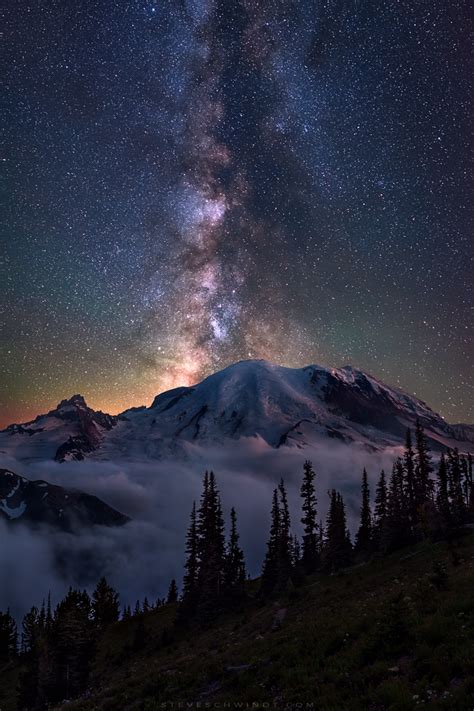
left=196, top=471, right=226, bottom=621
left=260, top=488, right=281, bottom=596
left=224, top=507, right=246, bottom=604
left=324, top=490, right=352, bottom=572
left=166, top=579, right=178, bottom=604
left=447, top=448, right=466, bottom=525
left=403, top=428, right=418, bottom=538
left=92, top=577, right=120, bottom=632
left=436, top=453, right=451, bottom=531
left=0, top=609, right=17, bottom=661
left=134, top=600, right=141, bottom=616
left=49, top=589, right=94, bottom=703
left=277, top=479, right=293, bottom=587
left=382, top=461, right=409, bottom=551
left=373, top=469, right=388, bottom=550
left=414, top=419, right=434, bottom=507
left=300, top=460, right=319, bottom=574
left=180, top=501, right=199, bottom=617
left=18, top=606, right=42, bottom=709
left=354, top=468, right=373, bottom=559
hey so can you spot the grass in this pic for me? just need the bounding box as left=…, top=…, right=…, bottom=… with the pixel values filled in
left=2, top=532, right=474, bottom=710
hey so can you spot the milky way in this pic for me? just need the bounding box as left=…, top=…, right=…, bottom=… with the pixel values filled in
left=1, top=1, right=472, bottom=426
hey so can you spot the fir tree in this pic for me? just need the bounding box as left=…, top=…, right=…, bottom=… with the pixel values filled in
left=277, top=478, right=293, bottom=586
left=373, top=470, right=388, bottom=550
left=300, top=460, right=319, bottom=574
left=92, top=577, right=120, bottom=632
left=436, top=453, right=451, bottom=531
left=403, top=428, right=417, bottom=537
left=414, top=419, right=434, bottom=507
left=196, top=471, right=226, bottom=621
left=166, top=579, right=179, bottom=604
left=382, top=461, right=408, bottom=551
left=354, top=468, right=373, bottom=559
left=324, top=490, right=352, bottom=572
left=224, top=507, right=246, bottom=603
left=0, top=609, right=17, bottom=661
left=180, top=501, right=199, bottom=617
left=260, top=488, right=281, bottom=596
left=49, top=589, right=94, bottom=703
left=447, top=448, right=466, bottom=525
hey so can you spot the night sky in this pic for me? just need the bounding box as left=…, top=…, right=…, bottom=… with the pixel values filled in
left=2, top=1, right=472, bottom=428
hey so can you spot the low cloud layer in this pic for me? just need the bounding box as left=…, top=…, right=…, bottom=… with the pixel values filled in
left=0, top=441, right=400, bottom=619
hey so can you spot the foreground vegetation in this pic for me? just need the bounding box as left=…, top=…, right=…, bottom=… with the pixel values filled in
left=1, top=423, right=473, bottom=709
left=0, top=531, right=472, bottom=710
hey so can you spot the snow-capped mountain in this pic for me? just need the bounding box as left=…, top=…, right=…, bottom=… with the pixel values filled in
left=0, top=360, right=472, bottom=464
left=0, top=395, right=117, bottom=463
left=0, top=468, right=130, bottom=530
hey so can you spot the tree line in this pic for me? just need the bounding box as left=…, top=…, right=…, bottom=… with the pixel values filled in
left=1, top=421, right=473, bottom=708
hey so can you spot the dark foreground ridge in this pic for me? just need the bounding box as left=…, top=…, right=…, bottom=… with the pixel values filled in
left=0, top=469, right=130, bottom=530
left=2, top=532, right=473, bottom=710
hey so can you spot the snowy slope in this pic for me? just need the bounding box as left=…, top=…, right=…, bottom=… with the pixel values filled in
left=1, top=360, right=472, bottom=465
left=96, top=360, right=473, bottom=460
left=0, top=395, right=117, bottom=463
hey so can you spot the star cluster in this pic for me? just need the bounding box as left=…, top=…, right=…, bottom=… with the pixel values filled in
left=1, top=1, right=472, bottom=426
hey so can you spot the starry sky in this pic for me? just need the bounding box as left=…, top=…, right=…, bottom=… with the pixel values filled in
left=1, top=0, right=472, bottom=428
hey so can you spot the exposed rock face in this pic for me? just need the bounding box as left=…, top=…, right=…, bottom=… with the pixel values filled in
left=0, top=468, right=130, bottom=530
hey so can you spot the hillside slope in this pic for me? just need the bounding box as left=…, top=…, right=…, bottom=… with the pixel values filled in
left=3, top=532, right=467, bottom=711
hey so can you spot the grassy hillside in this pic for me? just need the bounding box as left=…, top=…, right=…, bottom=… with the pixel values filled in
left=2, top=532, right=473, bottom=711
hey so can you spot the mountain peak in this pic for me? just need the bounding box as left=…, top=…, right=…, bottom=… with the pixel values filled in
left=57, top=394, right=88, bottom=409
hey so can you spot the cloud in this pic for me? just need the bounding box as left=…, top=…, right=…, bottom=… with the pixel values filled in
left=0, top=441, right=399, bottom=619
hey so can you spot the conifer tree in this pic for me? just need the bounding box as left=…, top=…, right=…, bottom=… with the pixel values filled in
left=277, top=479, right=293, bottom=586
left=436, top=453, right=451, bottom=530
left=196, top=471, right=226, bottom=620
left=224, top=507, right=246, bottom=603
left=324, top=490, right=352, bottom=572
left=49, top=589, right=93, bottom=703
left=134, top=600, right=141, bottom=616
left=414, top=419, right=434, bottom=507
left=260, top=488, right=281, bottom=596
left=92, top=577, right=120, bottom=632
left=300, top=460, right=319, bottom=574
left=166, top=579, right=178, bottom=604
left=382, top=461, right=408, bottom=551
left=373, top=469, right=388, bottom=550
left=0, top=609, right=17, bottom=661
left=180, top=500, right=199, bottom=617
left=447, top=448, right=466, bottom=525
left=354, top=468, right=373, bottom=559
left=403, top=428, right=417, bottom=537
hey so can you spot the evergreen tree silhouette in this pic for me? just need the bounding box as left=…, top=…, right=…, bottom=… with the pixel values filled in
left=403, top=428, right=418, bottom=537
left=300, top=460, right=319, bottom=574
left=414, top=419, right=434, bottom=508
left=92, top=577, right=120, bottom=632
left=261, top=488, right=281, bottom=596
left=373, top=469, right=388, bottom=550
left=196, top=471, right=226, bottom=621
left=180, top=501, right=199, bottom=620
left=0, top=609, right=17, bottom=662
left=224, top=507, right=246, bottom=604
left=324, top=490, right=352, bottom=572
left=166, top=579, right=179, bottom=604
left=354, top=468, right=373, bottom=559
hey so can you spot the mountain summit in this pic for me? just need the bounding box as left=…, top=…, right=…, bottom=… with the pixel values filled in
left=1, top=360, right=472, bottom=464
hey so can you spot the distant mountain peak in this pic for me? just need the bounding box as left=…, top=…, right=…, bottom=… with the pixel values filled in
left=0, top=360, right=472, bottom=464
left=57, top=394, right=88, bottom=409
